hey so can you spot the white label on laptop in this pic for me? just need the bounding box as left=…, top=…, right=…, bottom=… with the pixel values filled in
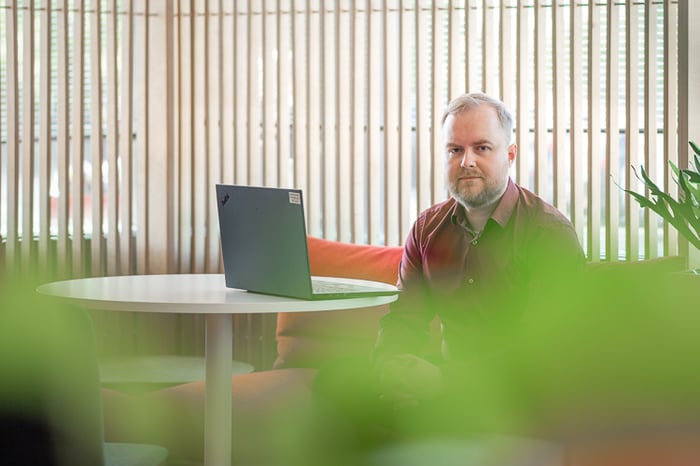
left=289, top=192, right=301, bottom=205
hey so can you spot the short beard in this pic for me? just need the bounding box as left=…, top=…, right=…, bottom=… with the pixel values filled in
left=449, top=181, right=506, bottom=210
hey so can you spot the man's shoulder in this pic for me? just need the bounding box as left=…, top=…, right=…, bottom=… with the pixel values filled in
left=509, top=184, right=585, bottom=273
left=514, top=183, right=574, bottom=227
left=512, top=183, right=584, bottom=260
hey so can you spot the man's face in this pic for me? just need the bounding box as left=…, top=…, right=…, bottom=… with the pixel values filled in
left=444, top=105, right=516, bottom=210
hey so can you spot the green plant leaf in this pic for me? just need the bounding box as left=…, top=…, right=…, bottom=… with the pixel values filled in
left=620, top=146, right=700, bottom=251
left=638, top=165, right=665, bottom=195
left=690, top=140, right=700, bottom=157
left=686, top=169, right=700, bottom=184
left=690, top=141, right=700, bottom=173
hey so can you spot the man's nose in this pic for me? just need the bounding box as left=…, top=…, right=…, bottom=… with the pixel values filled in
left=460, top=151, right=476, bottom=168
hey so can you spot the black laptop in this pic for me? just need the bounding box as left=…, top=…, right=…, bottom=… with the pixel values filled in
left=215, top=184, right=398, bottom=300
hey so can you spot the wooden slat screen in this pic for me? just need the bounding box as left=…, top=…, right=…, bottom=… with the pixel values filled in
left=0, top=0, right=695, bottom=367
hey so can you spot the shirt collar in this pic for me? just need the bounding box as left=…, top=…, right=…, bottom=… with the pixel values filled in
left=450, top=178, right=517, bottom=230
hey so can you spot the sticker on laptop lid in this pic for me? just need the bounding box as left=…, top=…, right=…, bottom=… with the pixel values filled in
left=289, top=192, right=301, bottom=205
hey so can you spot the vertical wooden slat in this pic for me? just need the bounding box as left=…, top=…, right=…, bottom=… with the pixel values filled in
left=430, top=0, right=445, bottom=205
left=277, top=0, right=292, bottom=188
left=515, top=0, right=529, bottom=189
left=306, top=0, right=321, bottom=236
left=192, top=0, right=207, bottom=273
left=119, top=0, right=134, bottom=274
left=56, top=0, right=71, bottom=276
left=72, top=0, right=86, bottom=276
left=464, top=0, right=477, bottom=91
left=447, top=0, right=461, bottom=99
left=171, top=0, right=181, bottom=274
left=399, top=0, right=413, bottom=242
left=533, top=0, right=547, bottom=197
left=291, top=0, right=307, bottom=192
left=588, top=0, right=602, bottom=261
left=207, top=0, right=222, bottom=272
left=500, top=0, right=514, bottom=107
left=198, top=0, right=209, bottom=273
left=173, top=0, right=186, bottom=273
left=351, top=2, right=364, bottom=240
left=644, top=0, right=659, bottom=258
left=0, top=5, right=3, bottom=266
left=663, top=0, right=678, bottom=256
left=415, top=0, right=430, bottom=212
left=134, top=0, right=148, bottom=274
left=248, top=0, right=262, bottom=185
left=626, top=0, right=641, bottom=261
left=336, top=0, right=352, bottom=241
left=222, top=0, right=235, bottom=186
left=106, top=0, right=120, bottom=275
left=482, top=0, right=496, bottom=95
left=90, top=0, right=104, bottom=275
left=0, top=5, right=3, bottom=264
left=570, top=0, right=585, bottom=249
left=21, top=0, right=35, bottom=269
left=39, top=0, right=52, bottom=270
left=367, top=0, right=381, bottom=244
left=322, top=0, right=336, bottom=238
left=552, top=0, right=566, bottom=211
left=383, top=0, right=399, bottom=246
left=5, top=0, right=19, bottom=270
left=149, top=0, right=175, bottom=274
left=605, top=0, right=620, bottom=260
left=263, top=0, right=278, bottom=187
left=234, top=0, right=249, bottom=185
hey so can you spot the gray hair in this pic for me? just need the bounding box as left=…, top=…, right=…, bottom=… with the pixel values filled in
left=442, top=92, right=514, bottom=142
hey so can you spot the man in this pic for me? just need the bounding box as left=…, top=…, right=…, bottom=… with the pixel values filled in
left=373, top=92, right=585, bottom=407
left=308, top=94, right=584, bottom=464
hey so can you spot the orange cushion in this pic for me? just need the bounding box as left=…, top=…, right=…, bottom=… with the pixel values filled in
left=306, top=236, right=403, bottom=285
left=273, top=237, right=403, bottom=369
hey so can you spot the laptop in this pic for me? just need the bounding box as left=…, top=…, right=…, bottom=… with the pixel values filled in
left=215, top=184, right=399, bottom=300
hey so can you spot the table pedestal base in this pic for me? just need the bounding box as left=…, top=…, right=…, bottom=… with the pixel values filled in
left=205, top=313, right=233, bottom=466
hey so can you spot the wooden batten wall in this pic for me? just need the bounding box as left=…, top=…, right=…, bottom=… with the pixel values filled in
left=0, top=1, right=694, bottom=369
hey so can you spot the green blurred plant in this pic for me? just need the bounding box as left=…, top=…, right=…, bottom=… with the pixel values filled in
left=622, top=141, right=700, bottom=252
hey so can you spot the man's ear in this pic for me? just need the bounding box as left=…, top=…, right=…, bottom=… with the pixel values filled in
left=508, top=143, right=517, bottom=167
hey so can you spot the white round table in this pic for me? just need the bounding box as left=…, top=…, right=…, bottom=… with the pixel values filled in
left=37, top=273, right=398, bottom=466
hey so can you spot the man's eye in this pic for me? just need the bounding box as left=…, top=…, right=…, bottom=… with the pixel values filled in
left=476, top=146, right=490, bottom=152
left=448, top=148, right=463, bottom=156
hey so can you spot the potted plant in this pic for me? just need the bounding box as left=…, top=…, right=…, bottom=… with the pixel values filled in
left=621, top=140, right=700, bottom=273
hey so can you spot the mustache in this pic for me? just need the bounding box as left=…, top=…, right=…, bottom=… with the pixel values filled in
left=458, top=169, right=483, bottom=178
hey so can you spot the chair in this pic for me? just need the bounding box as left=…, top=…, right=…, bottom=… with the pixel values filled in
left=0, top=277, right=168, bottom=466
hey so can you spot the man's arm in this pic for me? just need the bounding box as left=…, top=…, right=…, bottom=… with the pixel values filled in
left=371, top=223, right=444, bottom=404
left=372, top=223, right=436, bottom=362
left=523, top=222, right=586, bottom=319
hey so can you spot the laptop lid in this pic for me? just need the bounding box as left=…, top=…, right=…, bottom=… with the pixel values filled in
left=215, top=184, right=397, bottom=300
left=216, top=184, right=314, bottom=299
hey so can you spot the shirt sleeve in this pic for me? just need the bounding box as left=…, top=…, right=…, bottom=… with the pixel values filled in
left=372, top=219, right=436, bottom=361
left=522, top=222, right=586, bottom=319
